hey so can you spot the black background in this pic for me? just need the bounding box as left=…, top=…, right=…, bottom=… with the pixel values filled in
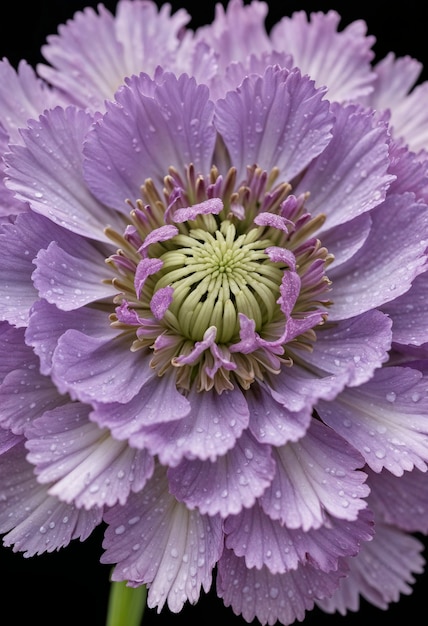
left=1, top=1, right=428, bottom=625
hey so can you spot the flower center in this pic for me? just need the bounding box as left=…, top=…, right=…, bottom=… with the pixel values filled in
left=155, top=221, right=283, bottom=343
left=105, top=164, right=332, bottom=393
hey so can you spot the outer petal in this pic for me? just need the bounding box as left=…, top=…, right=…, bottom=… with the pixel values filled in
left=217, top=548, right=348, bottom=626
left=5, top=106, right=122, bottom=241
left=0, top=58, right=66, bottom=215
left=132, top=386, right=249, bottom=466
left=246, top=382, right=311, bottom=446
left=83, top=72, right=216, bottom=208
left=90, top=372, right=191, bottom=441
left=270, top=10, right=376, bottom=102
left=371, top=54, right=423, bottom=111
left=382, top=272, right=428, bottom=347
left=260, top=419, right=369, bottom=530
left=26, top=300, right=109, bottom=375
left=214, top=65, right=333, bottom=182
left=171, top=37, right=219, bottom=88
left=295, top=103, right=394, bottom=231
left=0, top=211, right=71, bottom=326
left=0, top=58, right=64, bottom=143
left=320, top=213, right=372, bottom=269
left=0, top=366, right=67, bottom=436
left=294, top=310, right=392, bottom=387
left=316, top=523, right=425, bottom=614
left=267, top=362, right=348, bottom=416
left=0, top=127, right=27, bottom=216
left=367, top=466, right=428, bottom=534
left=224, top=503, right=373, bottom=574
left=38, top=3, right=121, bottom=110
left=33, top=239, right=114, bottom=310
left=51, top=328, right=153, bottom=404
left=328, top=193, right=428, bottom=320
left=317, top=366, right=428, bottom=475
left=0, top=323, right=39, bottom=384
left=0, top=442, right=102, bottom=556
left=194, top=0, right=271, bottom=70
left=168, top=429, right=275, bottom=517
left=0, top=426, right=23, bottom=454
left=26, top=402, right=154, bottom=509
left=0, top=322, right=67, bottom=435
left=395, top=82, right=428, bottom=151
left=387, top=139, right=428, bottom=201
left=114, top=0, right=191, bottom=79
left=38, top=1, right=191, bottom=111
left=208, top=51, right=294, bottom=101
left=102, top=465, right=224, bottom=613
left=370, top=53, right=428, bottom=152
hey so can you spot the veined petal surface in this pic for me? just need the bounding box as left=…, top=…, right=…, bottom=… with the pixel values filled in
left=0, top=2, right=427, bottom=623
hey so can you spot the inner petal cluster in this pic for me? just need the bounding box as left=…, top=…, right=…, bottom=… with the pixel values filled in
left=105, top=164, right=332, bottom=393
left=157, top=221, right=283, bottom=343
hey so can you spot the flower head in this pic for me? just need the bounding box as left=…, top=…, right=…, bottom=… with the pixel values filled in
left=1, top=2, right=428, bottom=624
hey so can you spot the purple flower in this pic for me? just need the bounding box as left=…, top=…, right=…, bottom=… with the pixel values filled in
left=1, top=1, right=428, bottom=624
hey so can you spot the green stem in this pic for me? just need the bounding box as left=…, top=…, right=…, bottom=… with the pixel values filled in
left=105, top=573, right=147, bottom=626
